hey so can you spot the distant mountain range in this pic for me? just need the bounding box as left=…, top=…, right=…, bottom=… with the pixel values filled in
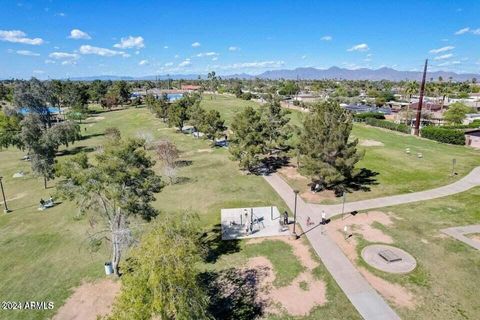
left=66, top=67, right=480, bottom=82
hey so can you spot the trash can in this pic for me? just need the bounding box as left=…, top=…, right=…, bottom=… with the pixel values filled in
left=104, top=262, right=113, bottom=275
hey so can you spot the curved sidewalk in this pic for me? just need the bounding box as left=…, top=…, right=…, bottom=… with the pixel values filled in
left=310, top=167, right=480, bottom=218
left=264, top=174, right=401, bottom=320
left=264, top=167, right=480, bottom=320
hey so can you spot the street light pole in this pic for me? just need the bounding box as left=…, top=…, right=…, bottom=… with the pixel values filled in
left=293, top=190, right=299, bottom=238
left=341, top=192, right=346, bottom=220
left=0, top=177, right=10, bottom=213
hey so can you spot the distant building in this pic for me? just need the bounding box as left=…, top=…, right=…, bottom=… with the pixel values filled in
left=344, top=104, right=392, bottom=115
left=464, top=114, right=480, bottom=125
left=181, top=84, right=201, bottom=91
left=465, top=129, right=480, bottom=148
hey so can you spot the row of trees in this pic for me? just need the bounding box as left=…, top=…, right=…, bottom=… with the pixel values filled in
left=229, top=99, right=364, bottom=193
left=145, top=93, right=226, bottom=143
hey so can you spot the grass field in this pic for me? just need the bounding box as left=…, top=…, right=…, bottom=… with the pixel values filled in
left=0, top=98, right=359, bottom=319
left=351, top=187, right=480, bottom=319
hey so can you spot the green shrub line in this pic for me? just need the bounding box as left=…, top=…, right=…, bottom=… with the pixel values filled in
left=354, top=112, right=386, bottom=120
left=421, top=126, right=465, bottom=145
left=364, top=118, right=411, bottom=134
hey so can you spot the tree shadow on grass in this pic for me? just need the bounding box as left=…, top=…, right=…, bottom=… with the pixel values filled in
left=200, top=267, right=267, bottom=320
left=175, top=160, right=193, bottom=167
left=57, top=146, right=95, bottom=157
left=251, top=156, right=290, bottom=176
left=173, top=176, right=194, bottom=185
left=81, top=132, right=105, bottom=140
left=200, top=224, right=240, bottom=263
left=326, top=168, right=380, bottom=197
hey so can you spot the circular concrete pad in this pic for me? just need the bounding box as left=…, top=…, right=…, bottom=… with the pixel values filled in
left=361, top=244, right=416, bottom=274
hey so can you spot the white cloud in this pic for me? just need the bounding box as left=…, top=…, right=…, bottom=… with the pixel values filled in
left=178, top=59, right=191, bottom=67
left=79, top=45, right=129, bottom=57
left=196, top=51, right=218, bottom=57
left=455, top=27, right=470, bottom=35
left=215, top=60, right=285, bottom=70
left=49, top=52, right=80, bottom=60
left=321, top=35, right=332, bottom=41
left=347, top=43, right=369, bottom=52
left=212, top=57, right=218, bottom=61
left=114, top=36, right=145, bottom=49
left=301, top=55, right=307, bottom=59
left=139, top=59, right=149, bottom=66
left=164, top=45, right=169, bottom=49
left=0, top=30, right=44, bottom=45
left=174, top=54, right=180, bottom=59
left=437, top=60, right=461, bottom=67
left=33, top=70, right=45, bottom=74
left=191, top=42, right=201, bottom=47
left=61, top=60, right=77, bottom=65
left=228, top=46, right=239, bottom=51
left=68, top=29, right=91, bottom=40
left=434, top=53, right=453, bottom=60
left=16, top=50, right=40, bottom=56
left=44, top=59, right=55, bottom=64
left=164, top=62, right=174, bottom=67
left=56, top=12, right=66, bottom=17
left=429, top=46, right=454, bottom=54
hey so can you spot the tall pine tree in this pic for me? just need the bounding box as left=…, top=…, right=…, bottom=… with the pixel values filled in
left=298, top=101, right=363, bottom=192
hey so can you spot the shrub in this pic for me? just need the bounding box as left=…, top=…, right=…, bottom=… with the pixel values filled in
left=364, top=118, right=410, bottom=134
left=421, top=126, right=465, bottom=145
left=354, top=112, right=386, bottom=121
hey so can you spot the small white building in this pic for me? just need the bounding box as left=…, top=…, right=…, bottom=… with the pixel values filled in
left=463, top=114, right=480, bottom=125
left=465, top=129, right=480, bottom=148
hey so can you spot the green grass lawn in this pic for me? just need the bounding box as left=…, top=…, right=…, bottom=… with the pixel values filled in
left=0, top=99, right=359, bottom=319
left=279, top=121, right=480, bottom=204
left=351, top=187, right=480, bottom=320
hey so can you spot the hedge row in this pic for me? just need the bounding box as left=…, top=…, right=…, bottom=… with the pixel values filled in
left=364, top=118, right=411, bottom=134
left=354, top=112, right=386, bottom=120
left=421, top=126, right=465, bottom=145
left=443, top=119, right=480, bottom=130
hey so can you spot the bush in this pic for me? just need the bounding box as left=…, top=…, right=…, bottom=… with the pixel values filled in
left=354, top=112, right=386, bottom=121
left=421, top=126, right=465, bottom=145
left=443, top=119, right=480, bottom=130
left=364, top=118, right=410, bottom=134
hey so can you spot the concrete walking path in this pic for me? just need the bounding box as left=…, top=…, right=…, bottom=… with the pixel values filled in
left=264, top=174, right=401, bottom=320
left=310, top=167, right=480, bottom=218
left=441, top=225, right=480, bottom=251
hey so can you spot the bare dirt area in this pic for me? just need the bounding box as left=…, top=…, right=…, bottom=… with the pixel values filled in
left=467, top=233, right=480, bottom=242
left=328, top=211, right=416, bottom=309
left=360, top=139, right=385, bottom=147
left=245, top=236, right=327, bottom=316
left=53, top=279, right=120, bottom=320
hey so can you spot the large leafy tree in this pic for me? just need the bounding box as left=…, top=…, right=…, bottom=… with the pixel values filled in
left=108, top=213, right=210, bottom=320
left=55, top=139, right=164, bottom=275
left=261, top=99, right=291, bottom=154
left=20, top=114, right=81, bottom=188
left=229, top=106, right=265, bottom=171
left=0, top=111, right=22, bottom=149
left=13, top=78, right=52, bottom=127
left=298, top=101, right=363, bottom=192
left=444, top=102, right=474, bottom=124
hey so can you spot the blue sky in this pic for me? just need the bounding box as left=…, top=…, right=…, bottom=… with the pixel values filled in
left=1, top=0, right=479, bottom=79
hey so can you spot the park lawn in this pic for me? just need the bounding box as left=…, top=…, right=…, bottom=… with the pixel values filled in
left=0, top=104, right=359, bottom=319
left=279, top=123, right=480, bottom=204
left=350, top=187, right=480, bottom=320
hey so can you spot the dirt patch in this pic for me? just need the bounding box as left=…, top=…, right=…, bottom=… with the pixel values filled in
left=360, top=139, right=385, bottom=147
left=328, top=211, right=416, bottom=309
left=0, top=192, right=26, bottom=205
left=301, top=190, right=337, bottom=203
left=359, top=267, right=415, bottom=309
left=86, top=116, right=105, bottom=121
left=197, top=149, right=213, bottom=153
left=467, top=233, right=480, bottom=242
left=329, top=211, right=394, bottom=244
left=53, top=279, right=120, bottom=320
left=278, top=165, right=308, bottom=181
left=245, top=236, right=326, bottom=315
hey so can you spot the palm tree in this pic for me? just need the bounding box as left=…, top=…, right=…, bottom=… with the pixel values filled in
left=403, top=81, right=418, bottom=126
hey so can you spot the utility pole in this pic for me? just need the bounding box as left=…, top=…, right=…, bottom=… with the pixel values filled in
left=293, top=190, right=299, bottom=239
left=0, top=176, right=10, bottom=213
left=414, top=59, right=428, bottom=136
